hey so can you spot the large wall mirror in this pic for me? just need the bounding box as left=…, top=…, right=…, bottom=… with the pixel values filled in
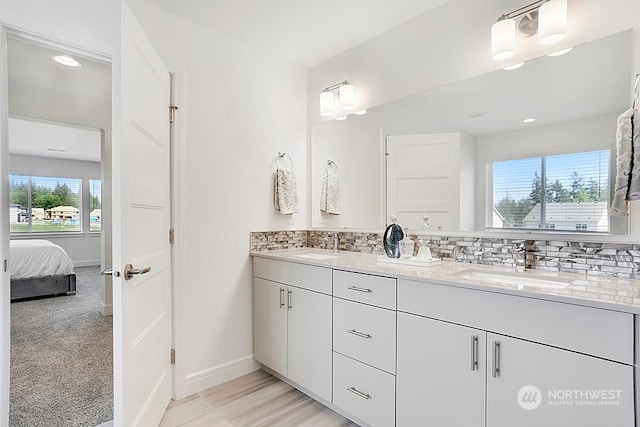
left=310, top=30, right=633, bottom=236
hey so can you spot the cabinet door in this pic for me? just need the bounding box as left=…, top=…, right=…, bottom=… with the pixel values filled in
left=487, top=333, right=634, bottom=427
left=287, top=286, right=332, bottom=402
left=253, top=278, right=287, bottom=376
left=397, top=312, right=485, bottom=427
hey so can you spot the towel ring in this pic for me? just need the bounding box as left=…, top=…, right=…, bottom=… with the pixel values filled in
left=274, top=152, right=294, bottom=171
left=327, top=160, right=338, bottom=170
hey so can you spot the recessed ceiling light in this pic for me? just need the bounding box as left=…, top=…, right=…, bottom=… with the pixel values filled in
left=52, top=55, right=82, bottom=67
left=547, top=47, right=573, bottom=57
left=503, top=62, right=524, bottom=71
left=523, top=118, right=536, bottom=123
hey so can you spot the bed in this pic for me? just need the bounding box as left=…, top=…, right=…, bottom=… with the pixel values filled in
left=10, top=239, right=76, bottom=301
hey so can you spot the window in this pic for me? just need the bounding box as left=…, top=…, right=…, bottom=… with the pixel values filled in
left=10, top=175, right=82, bottom=233
left=89, top=179, right=102, bottom=232
left=491, top=150, right=609, bottom=233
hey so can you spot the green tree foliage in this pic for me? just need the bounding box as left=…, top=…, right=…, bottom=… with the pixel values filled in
left=498, top=171, right=607, bottom=227
left=10, top=179, right=80, bottom=209
left=90, top=194, right=101, bottom=210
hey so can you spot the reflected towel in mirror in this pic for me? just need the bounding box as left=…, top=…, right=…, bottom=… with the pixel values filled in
left=320, top=162, right=340, bottom=215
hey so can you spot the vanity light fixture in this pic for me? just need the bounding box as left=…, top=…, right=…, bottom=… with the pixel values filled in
left=320, top=80, right=357, bottom=116
left=523, top=118, right=536, bottom=123
left=52, top=54, right=82, bottom=67
left=491, top=0, right=567, bottom=61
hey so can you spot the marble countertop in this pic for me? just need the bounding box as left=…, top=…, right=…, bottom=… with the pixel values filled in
left=251, top=248, right=640, bottom=314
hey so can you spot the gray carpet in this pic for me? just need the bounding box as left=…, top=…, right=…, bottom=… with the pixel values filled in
left=10, top=266, right=113, bottom=426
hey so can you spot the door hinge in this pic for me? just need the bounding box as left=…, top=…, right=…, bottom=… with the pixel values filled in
left=171, top=348, right=175, bottom=365
left=169, top=228, right=175, bottom=245
left=3, top=259, right=7, bottom=272
left=169, top=105, right=179, bottom=123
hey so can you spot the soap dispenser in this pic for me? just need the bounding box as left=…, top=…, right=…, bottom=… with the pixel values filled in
left=399, top=228, right=415, bottom=259
left=383, top=215, right=404, bottom=258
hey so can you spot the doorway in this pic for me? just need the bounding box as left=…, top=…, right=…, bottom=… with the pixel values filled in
left=5, top=31, right=113, bottom=425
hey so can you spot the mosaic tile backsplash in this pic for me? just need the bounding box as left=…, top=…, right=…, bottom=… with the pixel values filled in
left=250, top=230, right=640, bottom=279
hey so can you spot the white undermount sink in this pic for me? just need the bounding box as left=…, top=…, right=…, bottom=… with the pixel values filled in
left=449, top=269, right=573, bottom=289
left=293, top=252, right=338, bottom=260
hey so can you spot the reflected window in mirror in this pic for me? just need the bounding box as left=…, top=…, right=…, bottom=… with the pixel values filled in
left=490, top=150, right=610, bottom=233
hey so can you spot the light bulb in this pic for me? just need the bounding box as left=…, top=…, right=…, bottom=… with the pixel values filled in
left=339, top=84, right=355, bottom=110
left=320, top=91, right=335, bottom=116
left=539, top=0, right=567, bottom=45
left=52, top=55, right=82, bottom=67
left=491, top=18, right=516, bottom=61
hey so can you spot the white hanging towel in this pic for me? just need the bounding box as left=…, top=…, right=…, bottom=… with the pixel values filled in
left=610, top=108, right=634, bottom=217
left=627, top=109, right=640, bottom=199
left=320, top=162, right=340, bottom=215
left=274, top=168, right=299, bottom=215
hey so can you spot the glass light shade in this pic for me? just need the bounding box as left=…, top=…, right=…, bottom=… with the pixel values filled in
left=539, top=0, right=567, bottom=45
left=339, top=84, right=355, bottom=110
left=491, top=19, right=516, bottom=61
left=52, top=55, right=82, bottom=67
left=320, top=91, right=335, bottom=116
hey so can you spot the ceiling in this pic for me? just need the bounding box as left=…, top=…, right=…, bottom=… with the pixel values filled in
left=136, top=0, right=451, bottom=67
left=7, top=36, right=110, bottom=162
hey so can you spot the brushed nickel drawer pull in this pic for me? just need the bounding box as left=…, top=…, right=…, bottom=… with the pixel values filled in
left=471, top=335, right=479, bottom=371
left=346, top=285, right=372, bottom=293
left=287, top=289, right=293, bottom=311
left=347, top=386, right=371, bottom=400
left=347, top=329, right=372, bottom=339
left=279, top=288, right=285, bottom=308
left=492, top=340, right=501, bottom=378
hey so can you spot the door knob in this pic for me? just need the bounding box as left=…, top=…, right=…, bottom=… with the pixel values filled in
left=100, top=268, right=120, bottom=277
left=124, top=263, right=152, bottom=281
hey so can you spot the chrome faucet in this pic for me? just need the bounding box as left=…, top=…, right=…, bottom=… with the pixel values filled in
left=330, top=233, right=339, bottom=253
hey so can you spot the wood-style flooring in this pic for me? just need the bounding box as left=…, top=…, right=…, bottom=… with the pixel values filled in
left=160, top=369, right=360, bottom=427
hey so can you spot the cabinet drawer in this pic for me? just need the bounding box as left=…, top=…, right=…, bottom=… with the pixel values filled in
left=333, top=298, right=396, bottom=374
left=333, top=352, right=395, bottom=427
left=253, top=257, right=332, bottom=295
left=398, top=279, right=634, bottom=364
left=333, top=270, right=396, bottom=309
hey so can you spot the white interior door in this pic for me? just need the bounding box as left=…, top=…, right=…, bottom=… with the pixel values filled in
left=0, top=23, right=10, bottom=427
left=113, top=2, right=172, bottom=425
left=386, top=133, right=460, bottom=230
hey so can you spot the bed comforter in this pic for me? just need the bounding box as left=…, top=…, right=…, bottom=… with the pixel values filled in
left=9, top=239, right=74, bottom=280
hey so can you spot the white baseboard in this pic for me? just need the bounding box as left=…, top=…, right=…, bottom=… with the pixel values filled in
left=182, top=355, right=260, bottom=397
left=73, top=260, right=100, bottom=267
left=100, top=302, right=113, bottom=316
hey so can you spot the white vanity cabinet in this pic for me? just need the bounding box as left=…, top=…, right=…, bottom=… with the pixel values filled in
left=252, top=257, right=333, bottom=402
left=397, top=312, right=486, bottom=427
left=332, top=270, right=397, bottom=427
left=397, top=278, right=636, bottom=427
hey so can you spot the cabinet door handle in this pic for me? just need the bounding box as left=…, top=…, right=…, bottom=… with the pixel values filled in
left=279, top=288, right=285, bottom=308
left=346, top=285, right=372, bottom=293
left=347, top=329, right=372, bottom=339
left=471, top=335, right=479, bottom=371
left=287, top=289, right=293, bottom=311
left=347, top=386, right=371, bottom=400
left=492, top=340, right=501, bottom=378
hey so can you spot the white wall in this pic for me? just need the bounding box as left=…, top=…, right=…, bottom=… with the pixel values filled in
left=128, top=2, right=308, bottom=398
left=9, top=154, right=102, bottom=266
